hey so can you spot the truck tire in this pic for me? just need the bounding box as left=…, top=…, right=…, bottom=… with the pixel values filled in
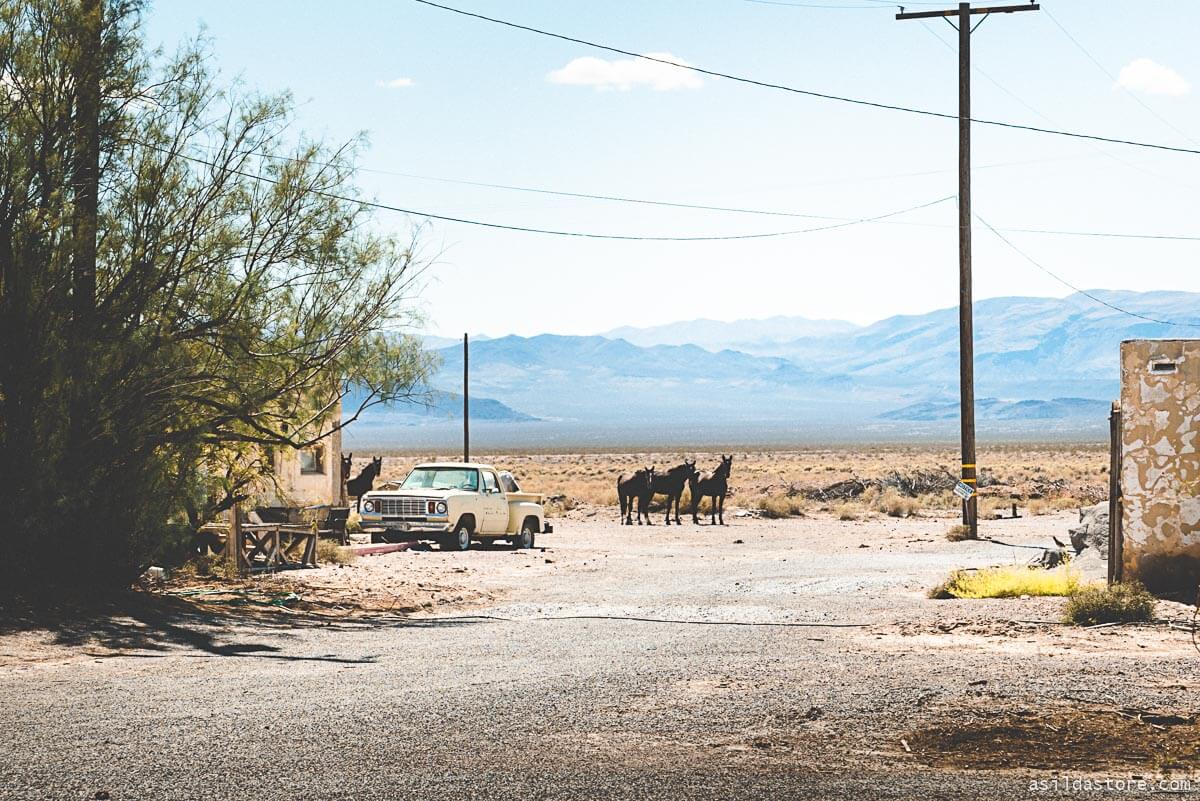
left=443, top=519, right=472, bottom=552
left=513, top=518, right=536, bottom=550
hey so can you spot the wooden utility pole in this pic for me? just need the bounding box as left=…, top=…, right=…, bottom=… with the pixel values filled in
left=463, top=333, right=470, bottom=463
left=897, top=1, right=1039, bottom=539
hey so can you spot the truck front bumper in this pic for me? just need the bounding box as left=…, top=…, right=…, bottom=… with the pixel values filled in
left=360, top=518, right=453, bottom=536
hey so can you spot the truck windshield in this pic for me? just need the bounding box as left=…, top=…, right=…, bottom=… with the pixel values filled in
left=401, top=467, right=479, bottom=492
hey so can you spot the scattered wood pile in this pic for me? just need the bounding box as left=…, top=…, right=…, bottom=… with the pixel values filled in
left=804, top=469, right=964, bottom=501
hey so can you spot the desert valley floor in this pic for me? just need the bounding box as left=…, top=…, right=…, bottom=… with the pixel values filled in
left=3, top=511, right=1198, bottom=800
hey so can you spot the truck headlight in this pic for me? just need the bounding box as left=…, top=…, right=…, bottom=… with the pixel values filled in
left=362, top=500, right=375, bottom=513
left=436, top=501, right=447, bottom=515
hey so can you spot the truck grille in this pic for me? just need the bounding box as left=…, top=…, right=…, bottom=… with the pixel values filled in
left=377, top=497, right=431, bottom=517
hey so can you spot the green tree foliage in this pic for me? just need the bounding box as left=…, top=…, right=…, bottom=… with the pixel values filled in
left=0, top=1, right=435, bottom=591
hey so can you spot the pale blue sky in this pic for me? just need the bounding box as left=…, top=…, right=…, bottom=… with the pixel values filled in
left=143, top=1, right=1200, bottom=337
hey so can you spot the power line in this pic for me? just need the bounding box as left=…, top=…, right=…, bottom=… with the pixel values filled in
left=975, top=212, right=1200, bottom=328
left=190, top=143, right=1200, bottom=243
left=410, top=0, right=1200, bottom=157
left=156, top=144, right=954, bottom=241
left=1044, top=8, right=1198, bottom=147
left=742, top=0, right=884, bottom=9
left=916, top=18, right=1195, bottom=190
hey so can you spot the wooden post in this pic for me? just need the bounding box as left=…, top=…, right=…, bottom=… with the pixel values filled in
left=227, top=505, right=246, bottom=577
left=896, top=2, right=1042, bottom=541
left=463, top=333, right=470, bottom=463
left=1108, top=401, right=1123, bottom=584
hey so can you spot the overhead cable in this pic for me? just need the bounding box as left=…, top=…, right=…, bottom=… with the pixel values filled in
left=410, top=0, right=1200, bottom=157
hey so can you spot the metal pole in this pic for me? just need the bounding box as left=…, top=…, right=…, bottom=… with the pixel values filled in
left=957, top=1, right=978, bottom=538
left=463, top=333, right=470, bottom=463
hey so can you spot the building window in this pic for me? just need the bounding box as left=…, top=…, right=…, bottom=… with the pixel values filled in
left=300, top=446, right=325, bottom=475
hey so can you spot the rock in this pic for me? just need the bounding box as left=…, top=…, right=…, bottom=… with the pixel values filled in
left=139, top=566, right=166, bottom=586
left=1069, top=502, right=1109, bottom=557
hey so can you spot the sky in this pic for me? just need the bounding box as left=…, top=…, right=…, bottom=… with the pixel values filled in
left=141, top=0, right=1200, bottom=338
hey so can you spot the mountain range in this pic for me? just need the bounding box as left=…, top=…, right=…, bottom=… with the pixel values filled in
left=344, top=290, right=1199, bottom=448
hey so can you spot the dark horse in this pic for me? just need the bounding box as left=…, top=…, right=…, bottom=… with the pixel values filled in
left=340, top=452, right=353, bottom=483
left=346, top=456, right=383, bottom=511
left=617, top=466, right=655, bottom=525
left=648, top=459, right=697, bottom=525
left=690, top=455, right=733, bottom=525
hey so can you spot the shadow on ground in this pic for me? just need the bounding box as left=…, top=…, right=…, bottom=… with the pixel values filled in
left=0, top=590, right=488, bottom=663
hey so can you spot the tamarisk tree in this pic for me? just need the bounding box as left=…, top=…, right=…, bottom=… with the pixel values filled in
left=0, top=0, right=434, bottom=590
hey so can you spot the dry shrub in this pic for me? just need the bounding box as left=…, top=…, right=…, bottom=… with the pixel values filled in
left=1063, top=582, right=1156, bottom=626
left=872, top=487, right=919, bottom=518
left=945, top=524, right=971, bottom=542
left=1028, top=499, right=1050, bottom=516
left=317, top=540, right=356, bottom=566
left=176, top=553, right=229, bottom=580
left=978, top=496, right=1002, bottom=519
left=756, top=492, right=807, bottom=519
left=834, top=503, right=860, bottom=521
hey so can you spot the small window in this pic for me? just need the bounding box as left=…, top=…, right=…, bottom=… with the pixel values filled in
left=1150, top=361, right=1179, bottom=375
left=300, top=446, right=325, bottom=475
left=483, top=471, right=499, bottom=494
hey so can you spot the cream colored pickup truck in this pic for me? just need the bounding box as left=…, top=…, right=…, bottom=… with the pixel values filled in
left=358, top=462, right=552, bottom=551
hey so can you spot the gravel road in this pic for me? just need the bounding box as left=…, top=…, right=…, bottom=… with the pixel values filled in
left=3, top=512, right=1197, bottom=800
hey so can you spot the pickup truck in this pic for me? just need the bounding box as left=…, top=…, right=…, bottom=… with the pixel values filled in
left=358, top=462, right=552, bottom=551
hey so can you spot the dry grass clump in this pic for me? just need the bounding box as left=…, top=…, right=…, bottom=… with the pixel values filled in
left=868, top=486, right=920, bottom=518
left=1062, top=582, right=1156, bottom=626
left=176, top=553, right=230, bottom=580
left=317, top=540, right=357, bottom=566
left=930, top=565, right=1087, bottom=599
left=834, top=503, right=860, bottom=521
left=945, top=524, right=971, bottom=542
left=755, top=491, right=807, bottom=519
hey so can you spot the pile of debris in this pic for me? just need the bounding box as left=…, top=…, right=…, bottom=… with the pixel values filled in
left=804, top=468, right=968, bottom=502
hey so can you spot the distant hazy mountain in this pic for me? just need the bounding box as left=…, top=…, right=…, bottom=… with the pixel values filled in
left=348, top=291, right=1199, bottom=445
left=420, top=333, right=490, bottom=351
left=346, top=387, right=536, bottom=424
left=602, top=315, right=860, bottom=353
left=881, top=397, right=1111, bottom=422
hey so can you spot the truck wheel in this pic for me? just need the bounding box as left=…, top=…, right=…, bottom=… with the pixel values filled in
left=513, top=519, right=536, bottom=550
left=443, top=521, right=471, bottom=552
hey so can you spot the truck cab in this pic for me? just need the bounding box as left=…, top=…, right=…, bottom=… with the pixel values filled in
left=358, top=462, right=552, bottom=551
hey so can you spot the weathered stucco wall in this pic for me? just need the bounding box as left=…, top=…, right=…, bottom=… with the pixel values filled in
left=1120, top=339, right=1200, bottom=594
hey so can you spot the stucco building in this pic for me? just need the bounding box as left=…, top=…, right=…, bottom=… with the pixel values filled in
left=1115, top=339, right=1200, bottom=594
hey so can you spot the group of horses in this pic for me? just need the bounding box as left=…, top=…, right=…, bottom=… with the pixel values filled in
left=617, top=455, right=734, bottom=526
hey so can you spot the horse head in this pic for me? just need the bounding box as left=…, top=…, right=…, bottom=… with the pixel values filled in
left=370, top=456, right=383, bottom=477
left=340, top=452, right=353, bottom=477
left=717, top=454, right=733, bottom=478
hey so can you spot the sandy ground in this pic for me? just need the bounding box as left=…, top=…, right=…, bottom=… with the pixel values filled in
left=2, top=511, right=1199, bottom=800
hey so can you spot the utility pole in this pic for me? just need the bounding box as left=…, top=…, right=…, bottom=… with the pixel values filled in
left=463, top=333, right=470, bottom=463
left=897, top=1, right=1038, bottom=539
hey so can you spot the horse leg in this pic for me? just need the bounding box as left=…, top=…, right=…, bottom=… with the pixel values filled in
left=718, top=492, right=726, bottom=525
left=691, top=492, right=699, bottom=524
left=619, top=494, right=627, bottom=525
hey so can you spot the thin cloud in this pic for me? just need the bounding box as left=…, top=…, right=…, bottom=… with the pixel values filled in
left=1115, top=58, right=1190, bottom=96
left=547, top=53, right=703, bottom=92
left=375, top=77, right=415, bottom=89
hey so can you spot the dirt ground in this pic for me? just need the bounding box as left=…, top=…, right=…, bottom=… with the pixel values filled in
left=3, top=509, right=1199, bottom=799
